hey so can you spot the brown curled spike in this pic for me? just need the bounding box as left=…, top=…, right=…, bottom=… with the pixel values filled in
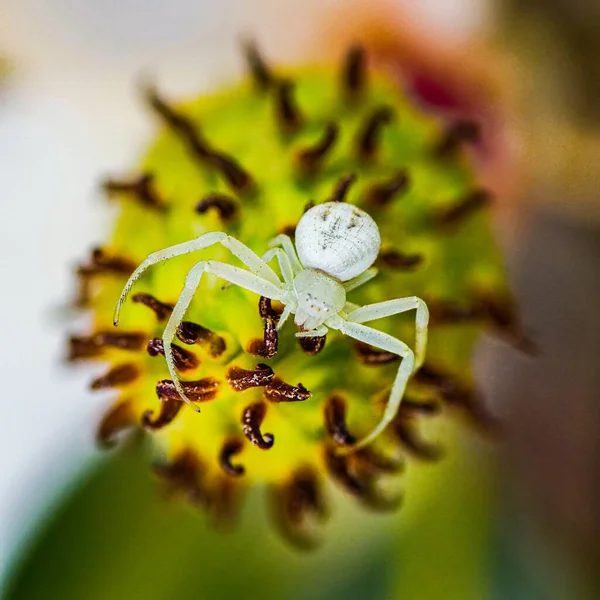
left=156, top=377, right=220, bottom=403
left=356, top=106, right=394, bottom=160
left=96, top=399, right=138, bottom=448
left=330, top=173, right=357, bottom=203
left=299, top=335, right=326, bottom=355
left=176, top=321, right=226, bottom=358
left=258, top=296, right=283, bottom=320
left=219, top=438, right=246, bottom=477
left=342, top=45, right=366, bottom=98
left=241, top=402, right=274, bottom=449
left=67, top=336, right=102, bottom=361
left=297, top=122, right=338, bottom=171
left=415, top=364, right=499, bottom=433
left=275, top=79, right=303, bottom=132
left=68, top=331, right=146, bottom=361
left=195, top=193, right=238, bottom=221
left=154, top=449, right=206, bottom=506
left=204, top=150, right=254, bottom=193
left=392, top=420, right=443, bottom=461
left=147, top=338, right=200, bottom=372
left=271, top=468, right=328, bottom=550
left=435, top=119, right=481, bottom=157
left=227, top=363, right=274, bottom=391
left=355, top=448, right=404, bottom=475
left=366, top=171, right=409, bottom=208
left=144, top=85, right=210, bottom=158
left=264, top=378, right=311, bottom=403
left=435, top=189, right=492, bottom=227
left=324, top=446, right=401, bottom=512
left=142, top=398, right=183, bottom=430
left=377, top=249, right=424, bottom=270
left=102, top=173, right=167, bottom=211
left=399, top=398, right=441, bottom=417
left=324, top=395, right=356, bottom=446
left=90, top=363, right=140, bottom=390
left=354, top=341, right=399, bottom=365
left=132, top=293, right=174, bottom=322
left=478, top=293, right=538, bottom=355
left=77, top=248, right=136, bottom=278
left=246, top=318, right=278, bottom=359
left=242, top=39, right=273, bottom=89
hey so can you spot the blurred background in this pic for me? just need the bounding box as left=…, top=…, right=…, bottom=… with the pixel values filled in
left=1, top=0, right=598, bottom=598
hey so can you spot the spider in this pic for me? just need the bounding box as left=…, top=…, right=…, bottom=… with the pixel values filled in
left=113, top=201, right=429, bottom=453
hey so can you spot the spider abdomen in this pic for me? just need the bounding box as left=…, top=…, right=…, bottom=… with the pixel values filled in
left=295, top=202, right=381, bottom=281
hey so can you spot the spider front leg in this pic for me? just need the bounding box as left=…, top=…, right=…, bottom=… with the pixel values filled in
left=161, top=260, right=283, bottom=407
left=295, top=325, right=328, bottom=338
left=346, top=296, right=429, bottom=369
left=330, top=318, right=416, bottom=453
left=268, top=234, right=303, bottom=275
left=113, top=232, right=280, bottom=324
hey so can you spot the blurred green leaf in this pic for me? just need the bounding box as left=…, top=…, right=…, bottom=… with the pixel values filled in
left=4, top=431, right=496, bottom=600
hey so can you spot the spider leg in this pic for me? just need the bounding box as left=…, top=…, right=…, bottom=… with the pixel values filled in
left=343, top=268, right=378, bottom=293
left=295, top=325, right=328, bottom=338
left=346, top=297, right=429, bottom=370
left=162, top=260, right=283, bottom=406
left=261, top=247, right=294, bottom=284
left=268, top=234, right=303, bottom=275
left=114, top=232, right=281, bottom=324
left=331, top=319, right=415, bottom=453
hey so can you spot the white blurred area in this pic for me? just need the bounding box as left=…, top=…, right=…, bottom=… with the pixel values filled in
left=0, top=0, right=487, bottom=582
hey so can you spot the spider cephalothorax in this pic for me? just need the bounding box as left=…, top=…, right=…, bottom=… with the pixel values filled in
left=114, top=199, right=429, bottom=452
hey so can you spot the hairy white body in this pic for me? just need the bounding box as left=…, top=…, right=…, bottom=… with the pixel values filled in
left=114, top=202, right=429, bottom=453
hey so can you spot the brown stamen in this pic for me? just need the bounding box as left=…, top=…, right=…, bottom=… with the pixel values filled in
left=227, top=363, right=274, bottom=391
left=242, top=39, right=273, bottom=89
left=415, top=364, right=499, bottom=433
left=366, top=171, right=409, bottom=208
left=145, top=85, right=253, bottom=192
left=132, top=293, right=174, bottom=322
left=176, top=321, right=226, bottom=358
left=204, top=150, right=254, bottom=193
left=77, top=248, right=136, bottom=277
left=241, top=402, right=274, bottom=449
left=195, top=193, right=238, bottom=221
left=356, top=106, right=394, bottom=160
left=399, top=398, right=441, bottom=417
left=303, top=201, right=316, bottom=213
left=156, top=377, right=220, bottom=403
left=378, top=249, right=424, bottom=270
left=330, top=173, right=357, bottom=203
left=354, top=341, right=399, bottom=365
left=68, top=331, right=146, bottom=361
left=392, top=420, right=443, bottom=461
left=154, top=449, right=206, bottom=506
left=355, top=448, right=404, bottom=476
left=90, top=363, right=140, bottom=390
left=297, top=122, right=338, bottom=172
left=102, top=173, right=167, bottom=211
left=324, top=395, right=356, bottom=446
left=342, top=45, right=366, bottom=98
left=435, top=119, right=481, bottom=157
left=436, top=189, right=492, bottom=227
left=96, top=399, right=137, bottom=448
left=264, top=378, right=311, bottom=403
left=324, top=446, right=401, bottom=511
left=145, top=85, right=209, bottom=158
left=219, top=437, right=245, bottom=477
left=142, top=398, right=184, bottom=430
left=147, top=338, right=200, bottom=371
left=275, top=79, right=303, bottom=132
left=298, top=335, right=326, bottom=355
left=271, top=467, right=328, bottom=550
left=258, top=296, right=283, bottom=319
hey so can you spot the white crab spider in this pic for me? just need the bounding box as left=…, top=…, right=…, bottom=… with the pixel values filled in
left=114, top=201, right=429, bottom=453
